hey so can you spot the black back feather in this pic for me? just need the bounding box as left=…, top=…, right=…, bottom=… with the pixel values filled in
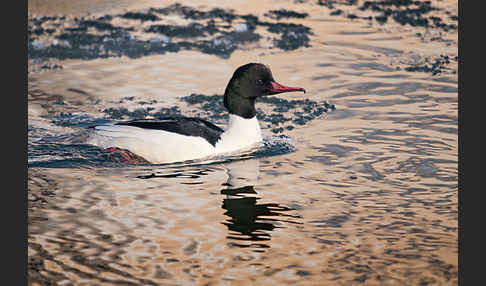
left=116, top=117, right=224, bottom=146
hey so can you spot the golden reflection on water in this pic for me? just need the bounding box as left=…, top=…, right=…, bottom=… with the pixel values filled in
left=28, top=0, right=457, bottom=285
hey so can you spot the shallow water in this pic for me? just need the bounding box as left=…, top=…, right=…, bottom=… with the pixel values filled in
left=28, top=0, right=457, bottom=285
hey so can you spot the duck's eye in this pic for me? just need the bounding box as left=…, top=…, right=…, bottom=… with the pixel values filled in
left=256, top=79, right=264, bottom=86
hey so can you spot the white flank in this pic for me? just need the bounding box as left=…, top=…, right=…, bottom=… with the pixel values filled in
left=86, top=114, right=263, bottom=164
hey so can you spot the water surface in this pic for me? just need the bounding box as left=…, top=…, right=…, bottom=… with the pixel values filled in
left=28, top=0, right=458, bottom=285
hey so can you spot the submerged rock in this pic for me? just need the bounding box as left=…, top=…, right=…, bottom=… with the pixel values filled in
left=320, top=0, right=457, bottom=31
left=28, top=4, right=314, bottom=60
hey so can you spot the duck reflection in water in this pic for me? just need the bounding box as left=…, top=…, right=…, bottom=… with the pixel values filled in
left=221, top=159, right=302, bottom=249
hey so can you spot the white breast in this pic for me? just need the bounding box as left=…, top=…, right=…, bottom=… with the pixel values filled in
left=215, top=114, right=263, bottom=154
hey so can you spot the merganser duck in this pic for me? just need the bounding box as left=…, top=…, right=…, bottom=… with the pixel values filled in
left=86, top=63, right=305, bottom=164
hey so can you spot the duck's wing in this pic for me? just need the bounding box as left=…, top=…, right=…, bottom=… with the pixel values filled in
left=114, top=117, right=224, bottom=146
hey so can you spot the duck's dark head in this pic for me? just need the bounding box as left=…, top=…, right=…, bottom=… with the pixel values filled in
left=224, top=63, right=306, bottom=119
